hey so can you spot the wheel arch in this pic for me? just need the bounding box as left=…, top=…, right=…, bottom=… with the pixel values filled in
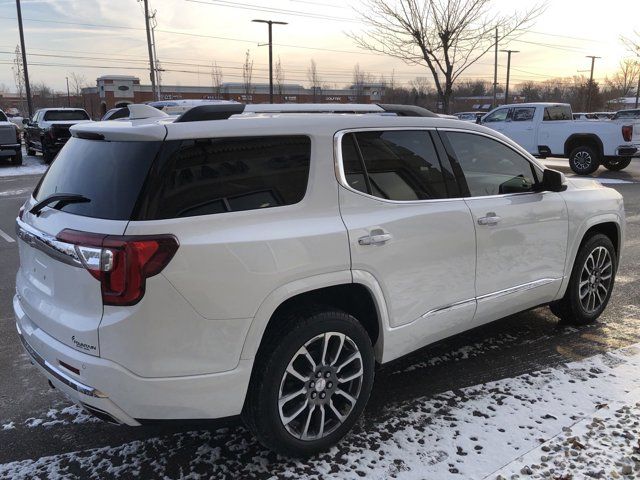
left=564, top=134, right=604, bottom=158
left=556, top=214, right=623, bottom=299
left=240, top=271, right=387, bottom=363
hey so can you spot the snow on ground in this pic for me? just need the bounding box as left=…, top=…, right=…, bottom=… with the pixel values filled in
left=2, top=344, right=640, bottom=479
left=0, top=149, right=47, bottom=177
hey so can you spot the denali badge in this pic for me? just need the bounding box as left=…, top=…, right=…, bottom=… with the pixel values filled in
left=71, top=336, right=97, bottom=352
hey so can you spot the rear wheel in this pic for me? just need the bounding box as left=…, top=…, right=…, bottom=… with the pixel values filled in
left=569, top=145, right=600, bottom=175
left=243, top=307, right=375, bottom=457
left=602, top=157, right=632, bottom=171
left=549, top=233, right=616, bottom=325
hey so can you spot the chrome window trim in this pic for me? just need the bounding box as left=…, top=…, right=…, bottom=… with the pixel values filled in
left=15, top=218, right=82, bottom=268
left=16, top=322, right=106, bottom=398
left=333, top=127, right=547, bottom=205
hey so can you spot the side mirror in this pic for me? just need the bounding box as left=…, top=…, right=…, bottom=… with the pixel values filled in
left=541, top=168, right=566, bottom=192
left=475, top=116, right=482, bottom=124
left=22, top=118, right=29, bottom=125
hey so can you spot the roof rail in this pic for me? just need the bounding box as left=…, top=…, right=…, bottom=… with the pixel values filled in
left=377, top=104, right=437, bottom=117
left=175, top=104, right=246, bottom=122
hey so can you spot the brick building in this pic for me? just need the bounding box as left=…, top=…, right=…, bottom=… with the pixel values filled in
left=80, top=75, right=385, bottom=118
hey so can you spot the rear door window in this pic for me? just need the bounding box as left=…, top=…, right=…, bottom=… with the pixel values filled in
left=148, top=136, right=311, bottom=219
left=341, top=130, right=454, bottom=201
left=43, top=110, right=90, bottom=121
left=34, top=138, right=161, bottom=220
left=543, top=105, right=572, bottom=121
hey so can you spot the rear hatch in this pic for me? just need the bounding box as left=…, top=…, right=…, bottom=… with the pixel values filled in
left=16, top=137, right=162, bottom=355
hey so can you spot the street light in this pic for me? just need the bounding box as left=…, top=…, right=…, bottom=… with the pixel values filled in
left=500, top=49, right=519, bottom=105
left=252, top=19, right=288, bottom=104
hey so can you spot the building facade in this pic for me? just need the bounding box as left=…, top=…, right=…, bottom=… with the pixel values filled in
left=80, top=75, right=385, bottom=118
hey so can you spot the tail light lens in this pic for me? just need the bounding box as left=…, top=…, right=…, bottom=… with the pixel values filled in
left=56, top=229, right=179, bottom=306
left=622, top=125, right=633, bottom=142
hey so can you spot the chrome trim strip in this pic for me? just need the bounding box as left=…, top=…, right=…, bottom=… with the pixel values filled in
left=419, top=277, right=562, bottom=319
left=16, top=324, right=106, bottom=398
left=15, top=218, right=82, bottom=268
left=476, top=277, right=561, bottom=302
left=422, top=298, right=476, bottom=318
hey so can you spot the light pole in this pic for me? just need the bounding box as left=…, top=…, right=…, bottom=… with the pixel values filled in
left=585, top=55, right=601, bottom=112
left=500, top=49, right=519, bottom=105
left=252, top=19, right=287, bottom=104
left=65, top=76, right=70, bottom=107
left=15, top=0, right=33, bottom=117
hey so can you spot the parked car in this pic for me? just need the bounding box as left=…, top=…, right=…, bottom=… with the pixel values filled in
left=612, top=109, right=640, bottom=120
left=0, top=109, right=22, bottom=165
left=23, top=108, right=91, bottom=163
left=14, top=103, right=624, bottom=457
left=455, top=111, right=484, bottom=122
left=481, top=102, right=640, bottom=174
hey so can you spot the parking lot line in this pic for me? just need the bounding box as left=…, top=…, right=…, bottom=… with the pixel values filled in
left=0, top=227, right=15, bottom=243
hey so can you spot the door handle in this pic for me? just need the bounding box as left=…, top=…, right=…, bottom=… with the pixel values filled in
left=358, top=229, right=392, bottom=246
left=477, top=212, right=502, bottom=226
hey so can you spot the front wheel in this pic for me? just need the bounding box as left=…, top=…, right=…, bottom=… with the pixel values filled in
left=602, top=157, right=632, bottom=171
left=243, top=307, right=375, bottom=457
left=42, top=142, right=54, bottom=164
left=549, top=233, right=617, bottom=325
left=13, top=149, right=22, bottom=166
left=569, top=145, right=600, bottom=175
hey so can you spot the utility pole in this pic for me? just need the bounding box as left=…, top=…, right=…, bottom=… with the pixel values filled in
left=142, top=0, right=157, bottom=100
left=15, top=0, right=33, bottom=117
left=500, top=49, right=519, bottom=105
left=492, top=26, right=498, bottom=108
left=65, top=76, right=70, bottom=106
left=252, top=19, right=288, bottom=103
left=150, top=10, right=162, bottom=100
left=585, top=55, right=601, bottom=112
left=635, top=60, right=640, bottom=108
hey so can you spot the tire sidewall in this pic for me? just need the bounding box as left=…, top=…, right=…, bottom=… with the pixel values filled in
left=569, top=146, right=600, bottom=175
left=251, top=312, right=375, bottom=456
left=567, top=234, right=617, bottom=322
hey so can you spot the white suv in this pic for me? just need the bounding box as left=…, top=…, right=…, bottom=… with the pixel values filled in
left=14, top=103, right=625, bottom=456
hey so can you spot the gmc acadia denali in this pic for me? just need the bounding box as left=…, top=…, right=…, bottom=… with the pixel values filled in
left=14, top=103, right=624, bottom=456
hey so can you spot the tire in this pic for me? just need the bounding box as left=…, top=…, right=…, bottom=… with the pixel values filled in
left=243, top=306, right=375, bottom=457
left=569, top=145, right=600, bottom=175
left=549, top=233, right=617, bottom=325
left=26, top=143, right=36, bottom=156
left=602, top=157, right=632, bottom=171
left=42, top=142, right=54, bottom=164
left=13, top=149, right=22, bottom=166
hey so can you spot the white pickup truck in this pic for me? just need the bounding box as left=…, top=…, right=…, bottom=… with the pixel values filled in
left=480, top=102, right=640, bottom=174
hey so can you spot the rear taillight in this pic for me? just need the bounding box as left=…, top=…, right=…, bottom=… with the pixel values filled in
left=622, top=125, right=633, bottom=142
left=56, top=229, right=179, bottom=306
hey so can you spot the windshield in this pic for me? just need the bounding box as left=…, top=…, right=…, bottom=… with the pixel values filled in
left=34, top=138, right=161, bottom=220
left=0, top=111, right=7, bottom=122
left=43, top=110, right=90, bottom=121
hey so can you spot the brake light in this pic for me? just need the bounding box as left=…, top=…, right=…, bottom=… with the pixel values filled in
left=622, top=125, right=633, bottom=142
left=56, top=230, right=179, bottom=306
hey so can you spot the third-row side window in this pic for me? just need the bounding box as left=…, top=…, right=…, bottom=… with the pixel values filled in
left=341, top=130, right=458, bottom=201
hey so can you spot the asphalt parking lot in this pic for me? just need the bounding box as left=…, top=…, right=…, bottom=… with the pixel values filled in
left=0, top=153, right=639, bottom=478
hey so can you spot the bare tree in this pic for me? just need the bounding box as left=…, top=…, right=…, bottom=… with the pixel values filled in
left=350, top=0, right=545, bottom=112
left=242, top=50, right=254, bottom=99
left=605, top=59, right=640, bottom=97
left=211, top=62, right=224, bottom=98
left=352, top=63, right=370, bottom=102
left=68, top=72, right=87, bottom=96
left=275, top=56, right=285, bottom=101
left=621, top=32, right=640, bottom=107
left=307, top=59, right=322, bottom=102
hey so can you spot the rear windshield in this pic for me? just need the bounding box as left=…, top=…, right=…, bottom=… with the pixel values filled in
left=43, top=110, right=89, bottom=121
left=34, top=138, right=161, bottom=220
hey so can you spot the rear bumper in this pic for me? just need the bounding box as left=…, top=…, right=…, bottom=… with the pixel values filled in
left=14, top=294, right=253, bottom=425
left=615, top=144, right=640, bottom=157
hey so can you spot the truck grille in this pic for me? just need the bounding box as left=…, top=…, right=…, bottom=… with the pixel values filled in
left=0, top=125, right=16, bottom=144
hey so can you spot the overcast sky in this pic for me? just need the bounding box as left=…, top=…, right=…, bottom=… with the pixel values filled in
left=0, top=0, right=637, bottom=92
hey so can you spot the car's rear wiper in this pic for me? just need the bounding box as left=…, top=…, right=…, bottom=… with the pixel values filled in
left=29, top=193, right=90, bottom=216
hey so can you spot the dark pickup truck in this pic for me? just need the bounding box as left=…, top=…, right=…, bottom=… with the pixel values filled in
left=23, top=108, right=91, bottom=163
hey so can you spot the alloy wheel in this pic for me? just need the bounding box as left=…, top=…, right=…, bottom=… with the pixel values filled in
left=277, top=332, right=364, bottom=441
left=573, top=151, right=592, bottom=171
left=579, top=246, right=613, bottom=313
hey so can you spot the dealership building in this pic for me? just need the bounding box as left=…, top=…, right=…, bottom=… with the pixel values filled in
left=78, top=75, right=385, bottom=117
